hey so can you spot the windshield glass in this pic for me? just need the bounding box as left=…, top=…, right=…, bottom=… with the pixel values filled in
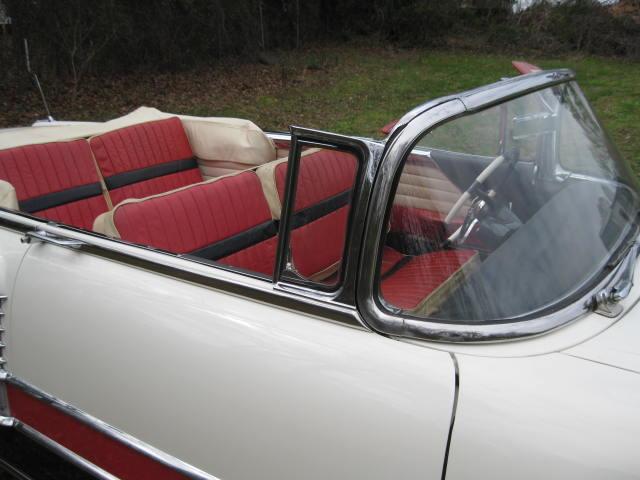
left=377, top=82, right=639, bottom=323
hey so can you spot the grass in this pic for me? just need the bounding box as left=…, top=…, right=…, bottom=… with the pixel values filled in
left=3, top=46, right=639, bottom=171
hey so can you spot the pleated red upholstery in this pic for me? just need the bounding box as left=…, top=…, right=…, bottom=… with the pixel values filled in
left=274, top=149, right=358, bottom=278
left=0, top=140, right=109, bottom=230
left=289, top=206, right=350, bottom=278
left=275, top=150, right=357, bottom=212
left=380, top=249, right=476, bottom=310
left=112, top=171, right=276, bottom=275
left=90, top=117, right=203, bottom=204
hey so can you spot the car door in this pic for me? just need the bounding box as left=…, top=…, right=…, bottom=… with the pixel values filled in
left=0, top=128, right=456, bottom=479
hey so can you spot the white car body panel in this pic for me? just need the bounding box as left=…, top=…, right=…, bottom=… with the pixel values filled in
left=447, top=352, right=640, bottom=480
left=566, top=304, right=640, bottom=374
left=6, top=239, right=455, bottom=480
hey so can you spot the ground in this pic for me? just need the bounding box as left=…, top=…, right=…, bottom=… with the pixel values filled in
left=2, top=46, right=639, bottom=172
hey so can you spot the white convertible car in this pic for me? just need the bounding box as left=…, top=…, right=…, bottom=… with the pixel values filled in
left=0, top=65, right=639, bottom=479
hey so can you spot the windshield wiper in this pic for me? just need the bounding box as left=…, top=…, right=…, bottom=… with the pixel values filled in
left=592, top=241, right=640, bottom=317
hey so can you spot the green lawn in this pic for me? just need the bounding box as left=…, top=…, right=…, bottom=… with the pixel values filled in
left=194, top=48, right=638, bottom=173
left=5, top=46, right=639, bottom=171
left=210, top=49, right=640, bottom=171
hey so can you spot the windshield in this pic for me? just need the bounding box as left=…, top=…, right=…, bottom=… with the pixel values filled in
left=377, top=82, right=639, bottom=323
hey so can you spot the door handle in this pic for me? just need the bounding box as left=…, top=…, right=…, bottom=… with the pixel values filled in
left=21, top=229, right=85, bottom=249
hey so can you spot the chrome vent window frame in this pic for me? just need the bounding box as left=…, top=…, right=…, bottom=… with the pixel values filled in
left=354, top=69, right=639, bottom=343
left=273, top=126, right=382, bottom=307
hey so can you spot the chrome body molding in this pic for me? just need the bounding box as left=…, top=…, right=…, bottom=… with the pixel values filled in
left=2, top=374, right=219, bottom=480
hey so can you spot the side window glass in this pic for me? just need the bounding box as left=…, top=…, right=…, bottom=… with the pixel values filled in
left=418, top=106, right=502, bottom=156
left=276, top=143, right=360, bottom=288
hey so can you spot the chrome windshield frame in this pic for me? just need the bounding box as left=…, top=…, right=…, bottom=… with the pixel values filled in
left=355, top=69, right=640, bottom=343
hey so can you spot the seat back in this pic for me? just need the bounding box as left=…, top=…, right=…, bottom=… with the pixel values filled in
left=0, top=140, right=109, bottom=230
left=390, top=153, right=467, bottom=239
left=257, top=148, right=358, bottom=281
left=94, top=171, right=278, bottom=276
left=89, top=117, right=203, bottom=205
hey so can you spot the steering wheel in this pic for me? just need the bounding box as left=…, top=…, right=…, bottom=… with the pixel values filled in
left=444, top=154, right=507, bottom=244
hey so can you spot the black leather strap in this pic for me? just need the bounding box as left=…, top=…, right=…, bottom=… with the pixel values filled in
left=190, top=220, right=279, bottom=260
left=290, top=190, right=351, bottom=229
left=104, top=157, right=198, bottom=190
left=19, top=182, right=103, bottom=213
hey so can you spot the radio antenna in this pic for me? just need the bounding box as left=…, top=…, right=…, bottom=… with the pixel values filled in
left=24, top=38, right=54, bottom=122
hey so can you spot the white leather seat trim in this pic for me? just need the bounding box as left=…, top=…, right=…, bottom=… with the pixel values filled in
left=0, top=179, right=18, bottom=211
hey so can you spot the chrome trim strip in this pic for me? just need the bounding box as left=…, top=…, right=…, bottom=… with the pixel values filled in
left=264, top=131, right=291, bottom=143
left=0, top=210, right=367, bottom=330
left=358, top=71, right=636, bottom=342
left=4, top=374, right=219, bottom=480
left=0, top=415, right=14, bottom=427
left=13, top=420, right=119, bottom=480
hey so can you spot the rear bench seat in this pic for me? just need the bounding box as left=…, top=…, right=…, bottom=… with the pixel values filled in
left=0, top=140, right=110, bottom=230
left=89, top=117, right=204, bottom=205
left=93, top=171, right=278, bottom=276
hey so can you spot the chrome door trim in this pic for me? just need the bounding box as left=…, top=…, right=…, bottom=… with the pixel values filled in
left=21, top=229, right=85, bottom=248
left=0, top=211, right=367, bottom=330
left=1, top=374, right=219, bottom=480
left=357, top=70, right=637, bottom=343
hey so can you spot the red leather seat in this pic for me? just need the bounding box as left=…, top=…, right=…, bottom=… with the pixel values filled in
left=0, top=140, right=109, bottom=230
left=102, top=171, right=277, bottom=276
left=89, top=117, right=203, bottom=205
left=380, top=249, right=477, bottom=311
left=270, top=149, right=358, bottom=280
